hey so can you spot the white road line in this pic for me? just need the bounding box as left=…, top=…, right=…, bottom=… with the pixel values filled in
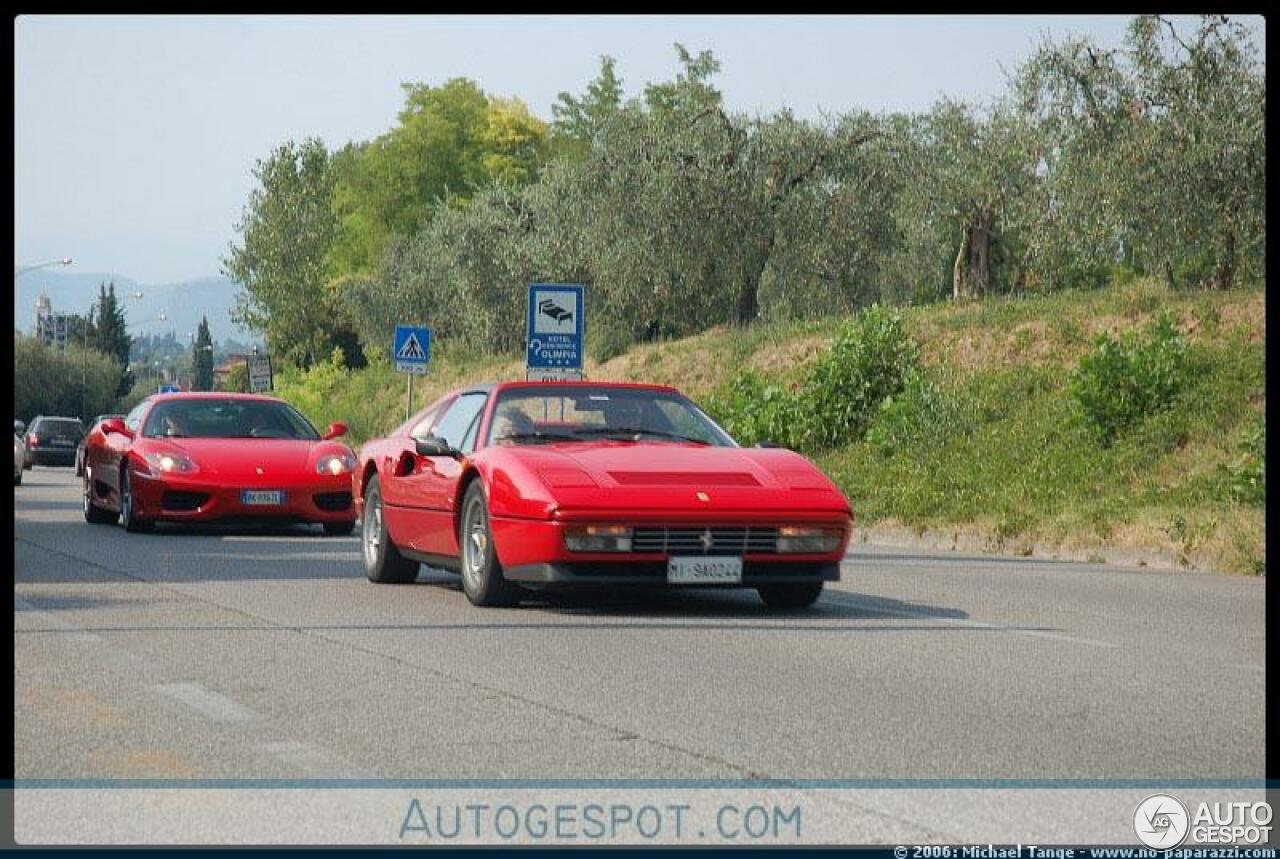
left=821, top=593, right=1118, bottom=649
left=14, top=597, right=104, bottom=642
left=222, top=536, right=358, bottom=543
left=151, top=682, right=258, bottom=723
left=178, top=552, right=361, bottom=562
left=258, top=741, right=358, bottom=776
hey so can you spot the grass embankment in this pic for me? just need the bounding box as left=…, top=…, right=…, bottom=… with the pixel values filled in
left=278, top=279, right=1265, bottom=574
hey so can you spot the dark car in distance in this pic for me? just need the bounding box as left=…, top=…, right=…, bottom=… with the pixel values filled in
left=24, top=416, right=86, bottom=468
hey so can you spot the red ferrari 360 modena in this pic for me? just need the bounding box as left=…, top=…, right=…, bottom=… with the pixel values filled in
left=82, top=392, right=359, bottom=534
left=354, top=381, right=853, bottom=608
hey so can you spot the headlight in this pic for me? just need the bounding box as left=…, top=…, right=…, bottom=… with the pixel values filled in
left=564, top=525, right=633, bottom=552
left=143, top=450, right=198, bottom=474
left=776, top=526, right=843, bottom=554
left=316, top=453, right=357, bottom=476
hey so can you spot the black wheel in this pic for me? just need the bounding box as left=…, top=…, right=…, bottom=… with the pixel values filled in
left=75, top=450, right=84, bottom=477
left=83, top=469, right=116, bottom=524
left=361, top=475, right=418, bottom=583
left=459, top=481, right=521, bottom=607
left=757, top=581, right=824, bottom=609
left=13, top=471, right=21, bottom=486
left=323, top=519, right=356, bottom=537
left=119, top=465, right=152, bottom=533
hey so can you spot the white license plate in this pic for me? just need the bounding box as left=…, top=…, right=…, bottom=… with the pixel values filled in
left=50, top=439, right=74, bottom=447
left=667, top=556, right=743, bottom=584
left=241, top=490, right=285, bottom=506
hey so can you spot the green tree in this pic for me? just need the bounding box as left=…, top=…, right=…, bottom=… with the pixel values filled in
left=14, top=338, right=123, bottom=422
left=192, top=315, right=214, bottom=391
left=223, top=138, right=341, bottom=368
left=93, top=282, right=134, bottom=395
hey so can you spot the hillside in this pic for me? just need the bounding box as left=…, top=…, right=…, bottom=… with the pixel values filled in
left=275, top=279, right=1265, bottom=574
left=14, top=271, right=247, bottom=342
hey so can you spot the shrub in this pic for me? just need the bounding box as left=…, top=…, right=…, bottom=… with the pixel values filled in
left=1221, top=417, right=1265, bottom=506
left=1070, top=313, right=1193, bottom=446
left=706, top=370, right=802, bottom=449
left=865, top=366, right=974, bottom=456
left=589, top=318, right=636, bottom=364
left=797, top=306, right=919, bottom=451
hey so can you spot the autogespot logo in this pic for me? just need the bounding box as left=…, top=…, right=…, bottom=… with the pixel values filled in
left=1134, top=794, right=1190, bottom=848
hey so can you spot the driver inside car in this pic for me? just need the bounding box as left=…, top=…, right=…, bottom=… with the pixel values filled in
left=491, top=405, right=535, bottom=442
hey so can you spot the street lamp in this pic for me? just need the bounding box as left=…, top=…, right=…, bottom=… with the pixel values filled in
left=13, top=257, right=72, bottom=278
left=14, top=257, right=72, bottom=333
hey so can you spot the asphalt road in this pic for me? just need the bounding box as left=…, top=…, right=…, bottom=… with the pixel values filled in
left=14, top=466, right=1266, bottom=785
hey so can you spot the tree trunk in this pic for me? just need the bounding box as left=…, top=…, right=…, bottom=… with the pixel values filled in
left=953, top=210, right=993, bottom=300
left=1163, top=259, right=1177, bottom=290
left=734, top=239, right=773, bottom=326
left=1209, top=229, right=1236, bottom=291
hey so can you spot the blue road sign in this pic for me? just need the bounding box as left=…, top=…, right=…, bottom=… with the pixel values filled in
left=158, top=384, right=180, bottom=394
left=526, top=284, right=584, bottom=374
left=393, top=325, right=432, bottom=375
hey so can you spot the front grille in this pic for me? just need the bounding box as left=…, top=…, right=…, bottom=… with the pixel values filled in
left=162, top=491, right=209, bottom=511
left=314, top=491, right=353, bottom=512
left=631, top=526, right=778, bottom=555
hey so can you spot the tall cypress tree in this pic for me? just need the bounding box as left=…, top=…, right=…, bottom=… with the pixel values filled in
left=193, top=316, right=215, bottom=391
left=96, top=282, right=134, bottom=396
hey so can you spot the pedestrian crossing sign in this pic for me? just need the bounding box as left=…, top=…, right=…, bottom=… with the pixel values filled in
left=393, top=325, right=432, bottom=375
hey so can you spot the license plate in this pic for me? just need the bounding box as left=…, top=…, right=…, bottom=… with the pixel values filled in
left=667, top=556, right=743, bottom=584
left=241, top=490, right=285, bottom=506
left=50, top=439, right=74, bottom=447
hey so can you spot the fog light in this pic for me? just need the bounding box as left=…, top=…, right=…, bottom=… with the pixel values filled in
left=777, top=526, right=842, bottom=553
left=564, top=525, right=633, bottom=552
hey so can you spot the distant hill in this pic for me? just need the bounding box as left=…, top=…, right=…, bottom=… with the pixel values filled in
left=14, top=271, right=249, bottom=343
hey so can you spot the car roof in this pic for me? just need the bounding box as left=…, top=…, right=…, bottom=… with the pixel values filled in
left=32, top=415, right=83, bottom=422
left=480, top=380, right=680, bottom=396
left=147, top=392, right=286, bottom=404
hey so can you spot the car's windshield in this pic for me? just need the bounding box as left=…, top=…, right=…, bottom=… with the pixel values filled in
left=487, top=387, right=735, bottom=448
left=142, top=399, right=320, bottom=440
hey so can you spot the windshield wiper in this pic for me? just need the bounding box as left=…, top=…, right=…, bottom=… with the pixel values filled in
left=495, top=431, right=582, bottom=444
left=573, top=427, right=711, bottom=445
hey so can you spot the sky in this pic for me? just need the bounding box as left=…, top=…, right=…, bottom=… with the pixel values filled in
left=14, top=15, right=1265, bottom=285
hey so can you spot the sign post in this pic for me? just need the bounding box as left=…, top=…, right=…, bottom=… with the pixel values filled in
left=246, top=353, right=273, bottom=393
left=393, top=325, right=432, bottom=421
left=526, top=284, right=585, bottom=381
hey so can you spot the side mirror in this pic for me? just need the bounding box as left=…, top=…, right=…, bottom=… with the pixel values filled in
left=100, top=418, right=133, bottom=439
left=322, top=421, right=348, bottom=441
left=415, top=435, right=459, bottom=458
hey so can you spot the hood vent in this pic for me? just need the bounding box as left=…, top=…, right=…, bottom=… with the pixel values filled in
left=608, top=470, right=760, bottom=487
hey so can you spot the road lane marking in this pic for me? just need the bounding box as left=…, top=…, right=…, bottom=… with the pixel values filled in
left=178, top=552, right=361, bottom=562
left=14, top=597, right=104, bottom=642
left=258, top=741, right=360, bottom=777
left=821, top=592, right=1118, bottom=649
left=151, top=682, right=258, bottom=723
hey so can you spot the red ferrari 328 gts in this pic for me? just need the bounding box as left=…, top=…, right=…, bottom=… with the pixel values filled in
left=82, top=392, right=359, bottom=534
left=354, top=381, right=853, bottom=608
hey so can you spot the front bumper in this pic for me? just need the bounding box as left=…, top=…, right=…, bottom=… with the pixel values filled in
left=490, top=512, right=850, bottom=585
left=128, top=470, right=356, bottom=524
left=26, top=447, right=77, bottom=467
left=504, top=560, right=840, bottom=585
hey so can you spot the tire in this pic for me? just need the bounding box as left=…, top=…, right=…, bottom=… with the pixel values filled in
left=458, top=481, right=521, bottom=607
left=75, top=450, right=84, bottom=477
left=323, top=520, right=356, bottom=537
left=83, top=470, right=117, bottom=524
left=757, top=581, right=824, bottom=609
left=361, top=475, right=418, bottom=583
left=119, top=465, right=153, bottom=533
left=13, top=471, right=21, bottom=486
